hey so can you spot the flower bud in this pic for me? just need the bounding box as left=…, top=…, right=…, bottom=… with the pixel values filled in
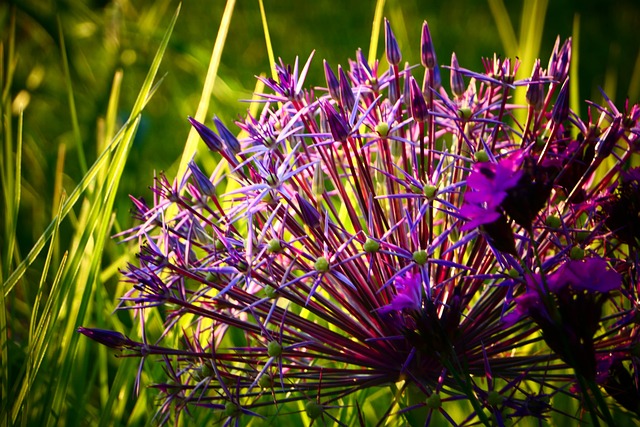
left=188, top=161, right=216, bottom=198
left=188, top=116, right=223, bottom=151
left=409, top=76, right=429, bottom=122
left=421, top=20, right=437, bottom=69
left=213, top=116, right=240, bottom=155
left=320, top=100, right=350, bottom=142
left=551, top=79, right=570, bottom=124
left=450, top=52, right=465, bottom=97
left=314, top=256, right=330, bottom=272
left=384, top=18, right=402, bottom=66
left=526, top=60, right=544, bottom=111
left=338, top=65, right=355, bottom=111
left=323, top=60, right=340, bottom=102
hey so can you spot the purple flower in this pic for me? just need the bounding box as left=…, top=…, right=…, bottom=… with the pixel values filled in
left=187, top=160, right=215, bottom=198
left=79, top=19, right=640, bottom=426
left=507, top=257, right=622, bottom=380
left=188, top=116, right=223, bottom=151
left=378, top=272, right=422, bottom=314
left=603, top=167, right=640, bottom=249
left=548, top=258, right=622, bottom=293
left=460, top=153, right=523, bottom=231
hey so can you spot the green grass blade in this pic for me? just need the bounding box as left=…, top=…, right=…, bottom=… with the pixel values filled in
left=0, top=12, right=16, bottom=105
left=176, top=0, right=235, bottom=181
left=368, top=0, right=386, bottom=65
left=103, top=70, right=123, bottom=152
left=42, top=5, right=182, bottom=421
left=487, top=0, right=518, bottom=57
left=259, top=0, right=276, bottom=80
left=4, top=5, right=179, bottom=424
left=9, top=249, right=67, bottom=423
left=8, top=108, right=22, bottom=280
left=519, top=0, right=548, bottom=77
left=57, top=16, right=87, bottom=174
left=1, top=67, right=165, bottom=300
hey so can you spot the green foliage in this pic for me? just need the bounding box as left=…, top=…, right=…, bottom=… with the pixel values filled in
left=1, top=0, right=638, bottom=425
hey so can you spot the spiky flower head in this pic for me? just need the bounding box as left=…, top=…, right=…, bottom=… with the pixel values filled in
left=80, top=17, right=640, bottom=426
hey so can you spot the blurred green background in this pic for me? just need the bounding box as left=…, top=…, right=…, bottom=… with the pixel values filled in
left=1, top=0, right=639, bottom=425
left=5, top=0, right=640, bottom=243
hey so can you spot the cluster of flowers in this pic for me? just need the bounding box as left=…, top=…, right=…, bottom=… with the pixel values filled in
left=80, top=19, right=640, bottom=426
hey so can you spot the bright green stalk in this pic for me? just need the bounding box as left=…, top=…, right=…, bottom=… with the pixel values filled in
left=368, top=0, right=386, bottom=65
left=487, top=0, right=518, bottom=56
left=259, top=0, right=276, bottom=81
left=176, top=0, right=236, bottom=181
left=0, top=16, right=18, bottom=426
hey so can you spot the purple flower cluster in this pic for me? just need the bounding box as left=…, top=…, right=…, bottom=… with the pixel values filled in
left=80, top=20, right=640, bottom=426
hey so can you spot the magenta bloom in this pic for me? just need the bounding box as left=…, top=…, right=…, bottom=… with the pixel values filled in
left=378, top=272, right=422, bottom=314
left=460, top=153, right=523, bottom=231
left=506, top=257, right=623, bottom=381
left=548, top=258, right=622, bottom=293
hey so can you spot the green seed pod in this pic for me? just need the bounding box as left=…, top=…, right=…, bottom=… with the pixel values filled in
left=314, top=256, right=330, bottom=272
left=364, top=238, right=380, bottom=253
left=570, top=246, right=584, bottom=260
left=457, top=107, right=472, bottom=120
left=545, top=215, right=561, bottom=228
left=305, top=401, right=323, bottom=419
left=192, top=363, right=213, bottom=382
left=267, top=340, right=283, bottom=358
left=474, top=150, right=489, bottom=163
left=375, top=122, right=390, bottom=137
left=575, top=230, right=590, bottom=243
left=264, top=285, right=278, bottom=299
left=267, top=238, right=282, bottom=253
left=487, top=390, right=504, bottom=406
left=426, top=393, right=442, bottom=409
left=423, top=184, right=438, bottom=199
left=412, top=250, right=428, bottom=265
left=224, top=402, right=241, bottom=418
left=258, top=374, right=274, bottom=388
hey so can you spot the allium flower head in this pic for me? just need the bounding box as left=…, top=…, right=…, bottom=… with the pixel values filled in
left=81, top=17, right=640, bottom=427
